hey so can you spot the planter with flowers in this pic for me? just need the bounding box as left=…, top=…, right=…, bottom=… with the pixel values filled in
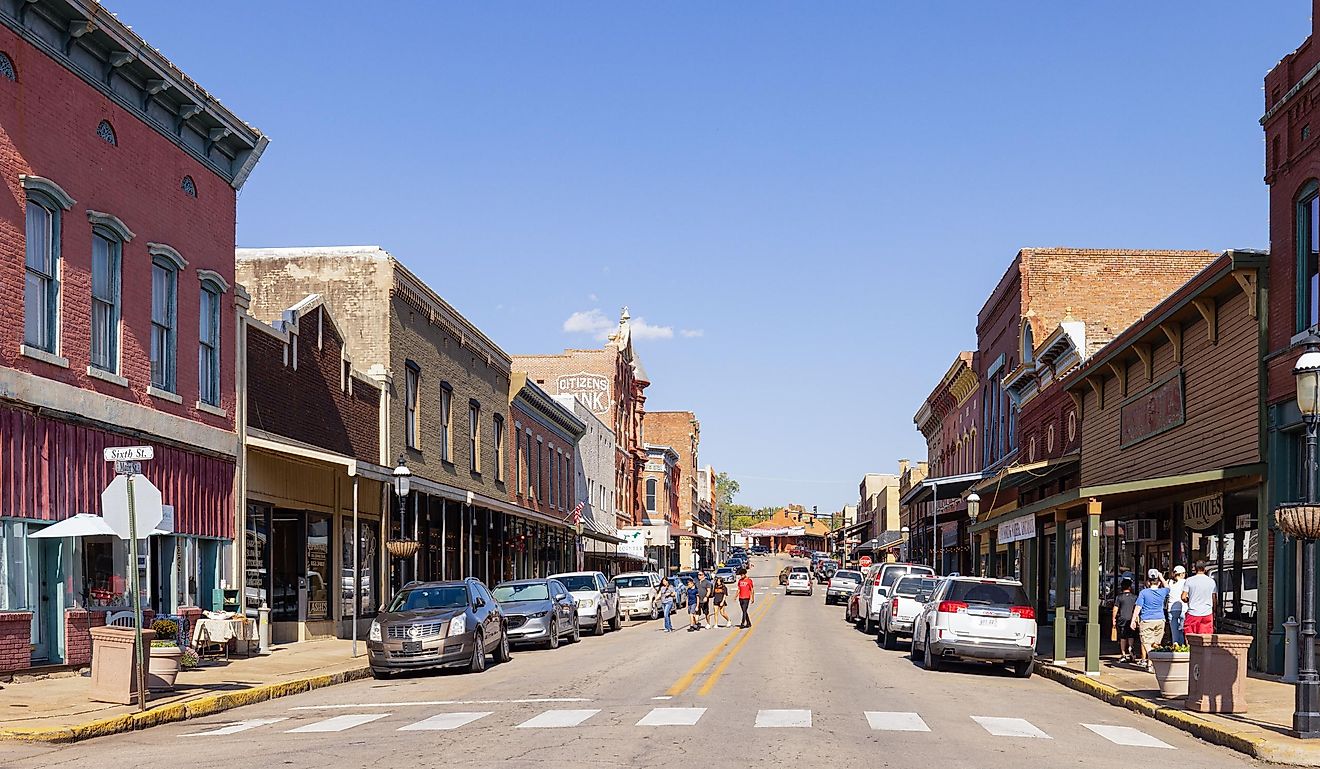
left=148, top=619, right=183, bottom=691
left=1148, top=643, right=1191, bottom=698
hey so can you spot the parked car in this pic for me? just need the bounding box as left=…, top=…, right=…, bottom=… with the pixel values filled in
left=671, top=569, right=699, bottom=601
left=751, top=545, right=769, bottom=555
left=844, top=583, right=865, bottom=624
left=857, top=562, right=936, bottom=633
left=549, top=570, right=620, bottom=635
left=725, top=556, right=747, bottom=572
left=877, top=575, right=941, bottom=650
left=778, top=567, right=791, bottom=586
left=910, top=576, right=1037, bottom=678
left=367, top=578, right=510, bottom=678
left=786, top=566, right=813, bottom=596
left=613, top=572, right=661, bottom=620
left=493, top=578, right=580, bottom=649
left=714, top=566, right=738, bottom=584
left=825, top=569, right=862, bottom=605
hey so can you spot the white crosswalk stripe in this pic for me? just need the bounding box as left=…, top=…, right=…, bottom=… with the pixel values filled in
left=287, top=713, right=389, bottom=733
left=1083, top=723, right=1175, bottom=749
left=637, top=707, right=706, bottom=726
left=182, top=717, right=288, bottom=737
left=971, top=716, right=1052, bottom=739
left=755, top=709, right=811, bottom=728
left=514, top=709, right=601, bottom=728
left=398, top=712, right=493, bottom=731
left=865, top=711, right=930, bottom=732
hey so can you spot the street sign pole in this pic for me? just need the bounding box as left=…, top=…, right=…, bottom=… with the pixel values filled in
left=126, top=471, right=146, bottom=712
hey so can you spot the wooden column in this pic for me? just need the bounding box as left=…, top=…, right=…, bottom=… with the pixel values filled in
left=1054, top=508, right=1069, bottom=665
left=1086, top=498, right=1102, bottom=676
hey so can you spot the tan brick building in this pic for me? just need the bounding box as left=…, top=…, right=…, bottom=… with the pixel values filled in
left=643, top=410, right=713, bottom=567
left=512, top=309, right=649, bottom=530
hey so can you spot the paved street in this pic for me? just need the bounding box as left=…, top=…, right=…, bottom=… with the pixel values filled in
left=2, top=556, right=1266, bottom=769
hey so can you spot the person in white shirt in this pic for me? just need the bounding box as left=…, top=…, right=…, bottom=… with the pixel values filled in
left=1166, top=565, right=1188, bottom=644
left=1181, top=560, right=1218, bottom=636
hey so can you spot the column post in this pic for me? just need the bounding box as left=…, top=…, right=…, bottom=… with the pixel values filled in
left=1053, top=508, right=1068, bottom=665
left=1086, top=498, right=1102, bottom=677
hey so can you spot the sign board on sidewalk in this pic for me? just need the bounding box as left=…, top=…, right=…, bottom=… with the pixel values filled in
left=101, top=474, right=164, bottom=540
left=104, top=446, right=154, bottom=462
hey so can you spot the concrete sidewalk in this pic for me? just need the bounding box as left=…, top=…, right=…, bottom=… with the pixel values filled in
left=1037, top=626, right=1320, bottom=765
left=0, top=638, right=368, bottom=743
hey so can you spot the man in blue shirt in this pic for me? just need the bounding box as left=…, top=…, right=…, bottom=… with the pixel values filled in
left=1130, top=569, right=1169, bottom=670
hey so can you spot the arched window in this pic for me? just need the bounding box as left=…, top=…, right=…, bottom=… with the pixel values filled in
left=0, top=52, right=15, bottom=82
left=199, top=278, right=222, bottom=406
left=1022, top=320, right=1035, bottom=364
left=181, top=175, right=197, bottom=198
left=1299, top=180, right=1320, bottom=332
left=96, top=120, right=116, bottom=145
left=645, top=478, right=657, bottom=513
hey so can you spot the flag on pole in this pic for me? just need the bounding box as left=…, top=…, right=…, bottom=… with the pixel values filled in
left=571, top=501, right=584, bottom=524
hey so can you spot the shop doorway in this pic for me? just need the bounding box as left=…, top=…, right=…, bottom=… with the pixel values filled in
left=34, top=538, right=64, bottom=664
left=271, top=511, right=302, bottom=622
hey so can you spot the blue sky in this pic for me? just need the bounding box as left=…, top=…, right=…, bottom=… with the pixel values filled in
left=112, top=1, right=1303, bottom=511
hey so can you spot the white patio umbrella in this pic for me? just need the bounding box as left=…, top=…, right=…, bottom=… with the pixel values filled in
left=29, top=513, right=117, bottom=538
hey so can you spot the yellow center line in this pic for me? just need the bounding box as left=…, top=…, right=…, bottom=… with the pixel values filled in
left=664, top=594, right=777, bottom=697
left=696, top=595, right=774, bottom=696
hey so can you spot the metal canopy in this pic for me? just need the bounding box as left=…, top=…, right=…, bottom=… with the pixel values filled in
left=899, top=471, right=985, bottom=506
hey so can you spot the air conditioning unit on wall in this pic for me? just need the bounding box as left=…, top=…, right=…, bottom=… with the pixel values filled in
left=1128, top=519, right=1157, bottom=542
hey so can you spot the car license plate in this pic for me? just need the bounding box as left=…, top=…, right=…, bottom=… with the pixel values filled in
left=977, top=617, right=1000, bottom=627
left=402, top=640, right=422, bottom=652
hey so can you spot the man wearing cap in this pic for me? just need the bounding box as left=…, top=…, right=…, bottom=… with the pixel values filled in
left=1181, top=560, right=1218, bottom=637
left=1166, top=565, right=1188, bottom=644
left=1131, top=569, right=1169, bottom=671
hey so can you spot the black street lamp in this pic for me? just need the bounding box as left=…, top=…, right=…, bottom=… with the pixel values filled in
left=386, top=455, right=418, bottom=559
left=967, top=492, right=981, bottom=575
left=1279, top=337, right=1320, bottom=738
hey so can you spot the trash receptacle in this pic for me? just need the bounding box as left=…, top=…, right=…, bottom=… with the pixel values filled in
left=88, top=625, right=156, bottom=704
left=1186, top=633, right=1252, bottom=713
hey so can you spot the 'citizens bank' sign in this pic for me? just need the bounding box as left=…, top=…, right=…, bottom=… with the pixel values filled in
left=558, top=372, right=612, bottom=414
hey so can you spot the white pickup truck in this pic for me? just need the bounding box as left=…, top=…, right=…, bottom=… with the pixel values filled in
left=877, top=574, right=941, bottom=650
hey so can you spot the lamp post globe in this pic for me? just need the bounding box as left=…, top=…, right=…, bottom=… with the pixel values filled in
left=966, top=492, right=981, bottom=523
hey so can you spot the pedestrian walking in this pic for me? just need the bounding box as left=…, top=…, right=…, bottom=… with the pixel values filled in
left=1166, top=565, right=1188, bottom=645
left=1111, top=578, right=1139, bottom=663
left=658, top=578, right=677, bottom=633
left=736, top=568, right=755, bottom=628
left=696, top=571, right=712, bottom=628
left=1181, top=560, right=1218, bottom=636
left=711, top=577, right=730, bottom=627
left=1131, top=569, right=1169, bottom=670
left=685, top=578, right=701, bottom=632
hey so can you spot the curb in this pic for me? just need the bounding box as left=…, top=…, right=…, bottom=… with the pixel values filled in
left=0, top=666, right=369, bottom=744
left=1035, top=663, right=1320, bottom=766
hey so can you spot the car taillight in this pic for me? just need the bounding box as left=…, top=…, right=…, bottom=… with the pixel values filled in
left=938, top=600, right=968, bottom=614
left=1010, top=605, right=1036, bottom=619
left=890, top=598, right=899, bottom=615
left=828, top=579, right=834, bottom=587
left=873, top=576, right=883, bottom=585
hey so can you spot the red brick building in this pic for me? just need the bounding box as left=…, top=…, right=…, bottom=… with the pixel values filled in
left=908, top=352, right=979, bottom=574
left=643, top=411, right=713, bottom=568
left=0, top=0, right=264, bottom=670
left=509, top=373, right=585, bottom=575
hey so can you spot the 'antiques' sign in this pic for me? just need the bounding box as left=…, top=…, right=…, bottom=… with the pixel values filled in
left=1183, top=492, right=1224, bottom=531
left=1120, top=370, right=1185, bottom=448
left=557, top=372, right=612, bottom=415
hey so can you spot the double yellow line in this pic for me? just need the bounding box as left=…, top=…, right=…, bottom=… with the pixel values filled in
left=665, top=594, right=776, bottom=697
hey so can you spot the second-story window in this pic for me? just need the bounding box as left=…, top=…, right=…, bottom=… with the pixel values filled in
left=646, top=478, right=657, bottom=513
left=150, top=259, right=177, bottom=391
left=90, top=230, right=121, bottom=372
left=493, top=415, right=505, bottom=482
left=440, top=383, right=453, bottom=462
left=405, top=363, right=420, bottom=449
left=24, top=194, right=60, bottom=353
left=549, top=446, right=557, bottom=509
left=536, top=438, right=544, bottom=501
left=1301, top=184, right=1320, bottom=332
left=198, top=281, right=222, bottom=406
left=469, top=401, right=481, bottom=473
left=526, top=431, right=534, bottom=498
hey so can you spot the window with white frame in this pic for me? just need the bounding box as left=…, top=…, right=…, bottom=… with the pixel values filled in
left=469, top=401, right=481, bottom=473
left=536, top=438, right=544, bottom=501
left=198, top=281, right=222, bottom=405
left=150, top=259, right=177, bottom=390
left=646, top=478, right=657, bottom=513
left=24, top=194, right=60, bottom=353
left=494, top=415, right=505, bottom=482
left=525, top=430, right=534, bottom=498
left=549, top=446, right=557, bottom=509
left=405, top=362, right=420, bottom=449
left=90, top=230, right=121, bottom=372
left=440, top=383, right=453, bottom=462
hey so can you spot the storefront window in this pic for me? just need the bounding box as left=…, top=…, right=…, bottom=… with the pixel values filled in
left=82, top=536, right=127, bottom=607
left=359, top=518, right=379, bottom=616
left=245, top=503, right=271, bottom=614
left=472, top=507, right=488, bottom=584
left=307, top=514, right=330, bottom=621
left=0, top=522, right=29, bottom=610
left=1067, top=520, right=1083, bottom=611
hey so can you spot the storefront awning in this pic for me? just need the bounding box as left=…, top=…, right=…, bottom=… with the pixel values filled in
left=30, top=513, right=116, bottom=538
left=971, top=453, right=1079, bottom=495
left=854, top=530, right=905, bottom=552
left=900, top=471, right=986, bottom=506
left=829, top=518, right=870, bottom=541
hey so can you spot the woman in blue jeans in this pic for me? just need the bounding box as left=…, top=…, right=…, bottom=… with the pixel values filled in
left=657, top=578, right=677, bottom=633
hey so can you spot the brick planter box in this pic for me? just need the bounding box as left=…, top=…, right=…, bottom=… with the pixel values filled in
left=0, top=611, right=34, bottom=674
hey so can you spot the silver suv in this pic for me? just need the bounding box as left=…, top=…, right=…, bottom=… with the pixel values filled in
left=367, top=578, right=511, bottom=678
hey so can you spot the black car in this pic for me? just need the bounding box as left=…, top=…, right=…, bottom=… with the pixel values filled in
left=750, top=545, right=769, bottom=555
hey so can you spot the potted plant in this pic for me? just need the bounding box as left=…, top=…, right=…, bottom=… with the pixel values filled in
left=148, top=619, right=183, bottom=691
left=1147, top=642, right=1191, bottom=698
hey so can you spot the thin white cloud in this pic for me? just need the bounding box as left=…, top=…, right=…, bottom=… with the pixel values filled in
left=680, top=329, right=704, bottom=338
left=630, top=318, right=674, bottom=340
left=588, top=293, right=598, bottom=302
left=562, top=309, right=613, bottom=338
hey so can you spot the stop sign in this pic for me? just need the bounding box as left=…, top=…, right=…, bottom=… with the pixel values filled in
left=859, top=555, right=873, bottom=568
left=101, top=474, right=164, bottom=540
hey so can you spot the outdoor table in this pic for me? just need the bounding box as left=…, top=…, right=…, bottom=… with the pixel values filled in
left=192, top=617, right=257, bottom=659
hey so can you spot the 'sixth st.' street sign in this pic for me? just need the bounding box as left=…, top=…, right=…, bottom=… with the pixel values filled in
left=103, top=445, right=154, bottom=462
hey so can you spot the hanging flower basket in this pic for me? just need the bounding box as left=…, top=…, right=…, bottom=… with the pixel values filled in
left=1276, top=503, right=1320, bottom=540
left=386, top=539, right=420, bottom=559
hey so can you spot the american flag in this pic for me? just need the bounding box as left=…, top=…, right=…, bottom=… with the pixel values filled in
left=571, top=501, right=584, bottom=524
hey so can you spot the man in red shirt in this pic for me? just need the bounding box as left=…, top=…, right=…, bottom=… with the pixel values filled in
left=736, top=568, right=755, bottom=629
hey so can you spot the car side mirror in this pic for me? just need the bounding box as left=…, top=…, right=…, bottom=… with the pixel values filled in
left=473, top=596, right=486, bottom=608
left=555, top=593, right=566, bottom=601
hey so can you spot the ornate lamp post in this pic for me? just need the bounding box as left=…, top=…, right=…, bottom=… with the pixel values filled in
left=386, top=456, right=418, bottom=559
left=1279, top=338, right=1320, bottom=738
left=966, top=492, right=981, bottom=576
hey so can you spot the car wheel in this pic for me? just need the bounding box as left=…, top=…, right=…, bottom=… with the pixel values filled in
left=651, top=605, right=659, bottom=621
left=468, top=630, right=486, bottom=673
left=610, top=609, right=621, bottom=631
left=548, top=618, right=560, bottom=649
left=863, top=614, right=873, bottom=634
left=594, top=613, right=604, bottom=635
left=570, top=615, right=582, bottom=643
left=910, top=630, right=922, bottom=662
left=495, top=630, right=512, bottom=663
left=1012, top=659, right=1034, bottom=679
left=923, top=632, right=942, bottom=671
left=881, top=623, right=897, bottom=651
left=370, top=667, right=389, bottom=680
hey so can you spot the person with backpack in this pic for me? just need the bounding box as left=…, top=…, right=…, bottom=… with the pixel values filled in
left=711, top=577, right=730, bottom=628
left=736, top=568, right=755, bottom=629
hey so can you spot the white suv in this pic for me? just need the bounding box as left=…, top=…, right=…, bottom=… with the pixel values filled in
left=549, top=571, right=620, bottom=635
left=858, top=562, right=935, bottom=634
left=785, top=566, right=813, bottom=596
left=612, top=572, right=660, bottom=620
left=910, top=576, right=1037, bottom=678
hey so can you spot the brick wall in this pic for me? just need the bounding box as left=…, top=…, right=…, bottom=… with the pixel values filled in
left=642, top=412, right=700, bottom=522
left=0, top=612, right=32, bottom=673
left=246, top=303, right=381, bottom=461
left=0, top=25, right=238, bottom=430
left=510, top=402, right=576, bottom=518
left=64, top=609, right=92, bottom=667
